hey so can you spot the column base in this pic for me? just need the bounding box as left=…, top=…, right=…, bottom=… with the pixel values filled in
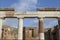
left=18, top=39, right=23, bottom=40
left=39, top=33, right=44, bottom=40
left=39, top=39, right=44, bottom=40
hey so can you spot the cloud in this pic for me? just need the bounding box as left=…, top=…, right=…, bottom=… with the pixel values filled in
left=10, top=0, right=37, bottom=11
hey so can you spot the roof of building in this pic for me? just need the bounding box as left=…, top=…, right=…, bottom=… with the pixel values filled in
left=0, top=8, right=14, bottom=11
left=37, top=8, right=60, bottom=11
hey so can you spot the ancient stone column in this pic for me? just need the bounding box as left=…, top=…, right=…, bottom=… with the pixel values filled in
left=0, top=18, right=3, bottom=39
left=39, top=18, right=44, bottom=40
left=18, top=18, right=23, bottom=40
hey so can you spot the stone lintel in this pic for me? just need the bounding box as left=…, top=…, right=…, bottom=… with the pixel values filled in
left=0, top=11, right=60, bottom=18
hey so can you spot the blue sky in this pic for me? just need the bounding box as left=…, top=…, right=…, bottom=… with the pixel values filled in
left=37, top=0, right=60, bottom=8
left=0, top=0, right=60, bottom=28
left=3, top=18, right=58, bottom=28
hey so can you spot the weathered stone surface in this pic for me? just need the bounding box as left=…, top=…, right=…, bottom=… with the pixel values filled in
left=6, top=11, right=14, bottom=17
left=0, top=11, right=60, bottom=18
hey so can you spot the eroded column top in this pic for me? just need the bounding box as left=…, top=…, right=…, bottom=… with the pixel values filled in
left=38, top=18, right=44, bottom=21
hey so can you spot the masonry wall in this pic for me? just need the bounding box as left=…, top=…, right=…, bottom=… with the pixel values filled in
left=23, top=27, right=38, bottom=40
left=2, top=25, right=17, bottom=40
left=47, top=25, right=60, bottom=40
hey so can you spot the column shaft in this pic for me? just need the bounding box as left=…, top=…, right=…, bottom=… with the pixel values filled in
left=18, top=18, right=23, bottom=40
left=0, top=18, right=3, bottom=39
left=39, top=18, right=44, bottom=40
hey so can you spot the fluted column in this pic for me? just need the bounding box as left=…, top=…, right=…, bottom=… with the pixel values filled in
left=0, top=18, right=3, bottom=39
left=18, top=18, right=23, bottom=40
left=39, top=18, right=44, bottom=40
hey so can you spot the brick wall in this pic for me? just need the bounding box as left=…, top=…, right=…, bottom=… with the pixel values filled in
left=23, top=27, right=38, bottom=40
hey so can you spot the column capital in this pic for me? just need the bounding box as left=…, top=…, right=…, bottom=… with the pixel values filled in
left=38, top=17, right=44, bottom=20
left=0, top=17, right=5, bottom=19
left=17, top=17, right=24, bottom=19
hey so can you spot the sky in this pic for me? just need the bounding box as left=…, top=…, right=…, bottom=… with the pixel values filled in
left=0, top=0, right=60, bottom=28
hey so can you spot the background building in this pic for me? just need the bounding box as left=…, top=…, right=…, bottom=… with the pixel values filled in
left=45, top=25, right=60, bottom=40
left=23, top=27, right=38, bottom=40
left=2, top=25, right=18, bottom=40
left=2, top=25, right=60, bottom=40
